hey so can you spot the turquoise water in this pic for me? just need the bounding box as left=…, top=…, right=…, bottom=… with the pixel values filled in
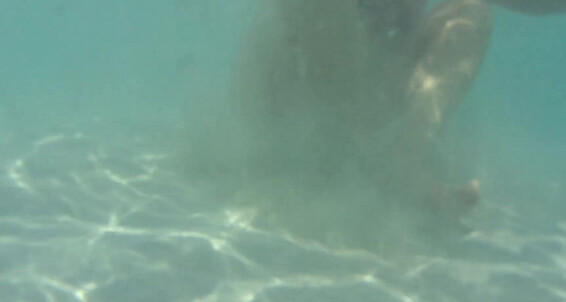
left=1, top=1, right=565, bottom=301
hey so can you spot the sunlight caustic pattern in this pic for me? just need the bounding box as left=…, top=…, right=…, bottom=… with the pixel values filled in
left=1, top=121, right=565, bottom=301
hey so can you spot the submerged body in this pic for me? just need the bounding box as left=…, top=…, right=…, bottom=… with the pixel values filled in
left=228, top=0, right=492, bottom=251
left=233, top=0, right=490, bottom=192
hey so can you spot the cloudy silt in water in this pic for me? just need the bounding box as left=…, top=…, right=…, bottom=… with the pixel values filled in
left=0, top=0, right=565, bottom=301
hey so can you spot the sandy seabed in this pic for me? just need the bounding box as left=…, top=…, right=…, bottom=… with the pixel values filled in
left=0, top=116, right=565, bottom=302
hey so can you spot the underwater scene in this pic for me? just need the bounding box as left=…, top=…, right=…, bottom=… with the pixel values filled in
left=0, top=0, right=565, bottom=301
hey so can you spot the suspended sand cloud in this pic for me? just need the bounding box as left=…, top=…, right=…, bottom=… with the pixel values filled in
left=1, top=0, right=565, bottom=301
left=188, top=0, right=493, bottom=255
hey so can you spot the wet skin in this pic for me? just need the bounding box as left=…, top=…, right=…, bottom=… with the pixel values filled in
left=226, top=0, right=497, bottom=249
left=222, top=0, right=566, bottom=251
left=233, top=0, right=491, bottom=205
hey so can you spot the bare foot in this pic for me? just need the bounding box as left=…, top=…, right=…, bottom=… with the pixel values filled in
left=427, top=179, right=481, bottom=217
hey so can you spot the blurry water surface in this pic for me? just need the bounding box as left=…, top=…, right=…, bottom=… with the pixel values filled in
left=1, top=0, right=565, bottom=301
